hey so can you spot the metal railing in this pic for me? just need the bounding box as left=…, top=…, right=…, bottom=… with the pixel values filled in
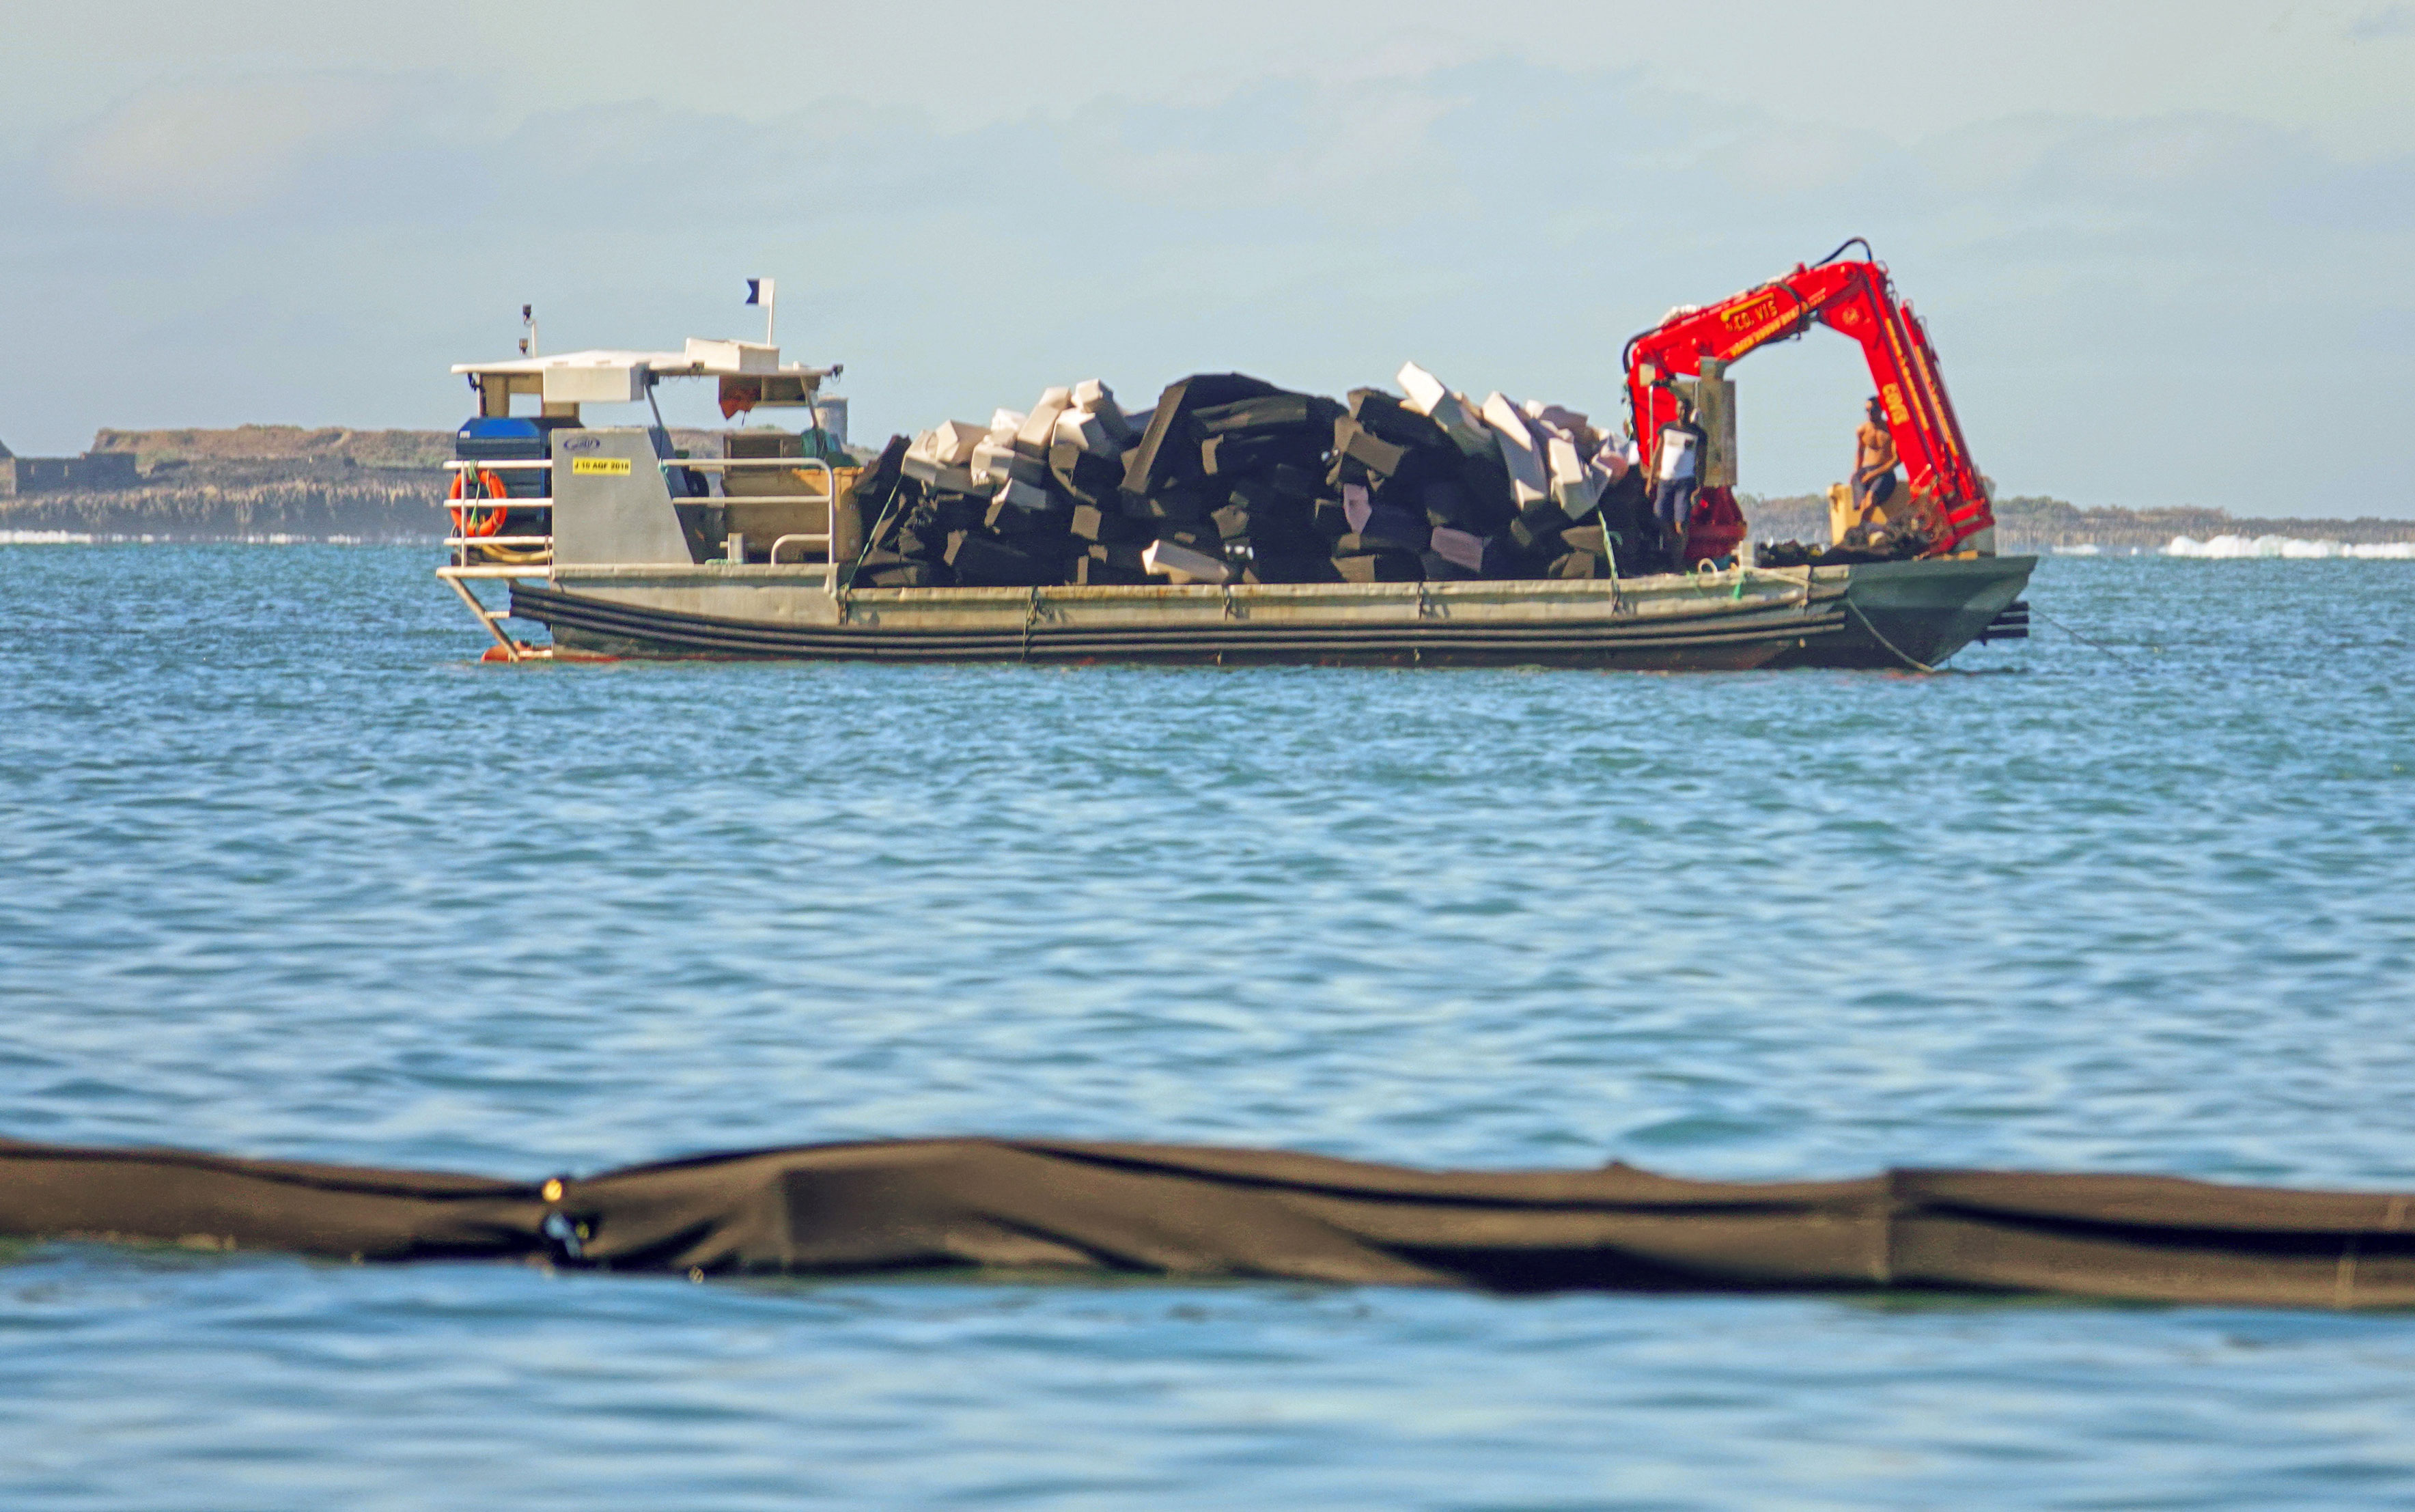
left=669, top=456, right=841, bottom=579
left=441, top=458, right=555, bottom=570
left=439, top=459, right=553, bottom=660
left=435, top=451, right=846, bottom=663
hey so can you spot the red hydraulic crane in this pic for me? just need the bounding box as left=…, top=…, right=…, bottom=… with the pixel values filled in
left=1623, top=240, right=1995, bottom=555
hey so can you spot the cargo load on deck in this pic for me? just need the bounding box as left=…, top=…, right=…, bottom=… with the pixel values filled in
left=844, top=365, right=1667, bottom=591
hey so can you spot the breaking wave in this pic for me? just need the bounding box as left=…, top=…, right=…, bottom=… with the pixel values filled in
left=2166, top=534, right=2415, bottom=559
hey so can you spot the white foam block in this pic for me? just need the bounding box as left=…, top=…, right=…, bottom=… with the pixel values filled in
left=1016, top=389, right=1072, bottom=456
left=989, top=409, right=1028, bottom=437
left=1397, top=363, right=1451, bottom=416
left=1055, top=407, right=1115, bottom=455
left=930, top=420, right=988, bottom=466
left=1395, top=362, right=1492, bottom=445
left=970, top=438, right=1018, bottom=485
left=1481, top=392, right=1551, bottom=507
left=1072, top=379, right=1136, bottom=443
left=993, top=475, right=1053, bottom=512
left=1546, top=434, right=1585, bottom=488
left=1524, top=400, right=1589, bottom=434
left=1548, top=436, right=1606, bottom=517
left=1342, top=483, right=1371, bottom=534
left=902, top=453, right=979, bottom=493
left=1141, top=538, right=1230, bottom=584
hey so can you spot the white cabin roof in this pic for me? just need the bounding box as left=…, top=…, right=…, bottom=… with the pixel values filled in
left=451, top=337, right=831, bottom=382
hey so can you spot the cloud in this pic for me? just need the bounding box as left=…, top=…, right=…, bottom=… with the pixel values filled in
left=51, top=76, right=430, bottom=213
left=2347, top=5, right=2414, bottom=39
left=3, top=57, right=2410, bottom=512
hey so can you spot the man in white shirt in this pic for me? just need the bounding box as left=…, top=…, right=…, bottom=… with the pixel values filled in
left=1652, top=398, right=1704, bottom=555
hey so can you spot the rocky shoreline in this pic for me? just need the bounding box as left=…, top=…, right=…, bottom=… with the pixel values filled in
left=0, top=465, right=450, bottom=541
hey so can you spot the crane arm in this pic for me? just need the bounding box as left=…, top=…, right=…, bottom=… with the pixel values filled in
left=1623, top=244, right=1994, bottom=553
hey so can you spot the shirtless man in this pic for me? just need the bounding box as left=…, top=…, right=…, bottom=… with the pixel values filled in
left=1851, top=396, right=1900, bottom=524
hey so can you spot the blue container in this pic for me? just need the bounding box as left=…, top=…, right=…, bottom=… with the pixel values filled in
left=454, top=417, right=581, bottom=499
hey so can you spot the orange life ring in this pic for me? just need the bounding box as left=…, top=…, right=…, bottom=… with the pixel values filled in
left=448, top=467, right=508, bottom=538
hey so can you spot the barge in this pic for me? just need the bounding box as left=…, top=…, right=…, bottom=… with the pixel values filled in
left=438, top=251, right=2033, bottom=671
left=498, top=558, right=2027, bottom=673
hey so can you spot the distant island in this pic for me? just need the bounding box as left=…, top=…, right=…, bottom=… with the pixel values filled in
left=4, top=426, right=2410, bottom=550
left=0, top=425, right=720, bottom=542
left=1739, top=493, right=2415, bottom=552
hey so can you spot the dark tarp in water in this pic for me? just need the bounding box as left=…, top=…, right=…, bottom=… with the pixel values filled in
left=3, top=1136, right=2410, bottom=1308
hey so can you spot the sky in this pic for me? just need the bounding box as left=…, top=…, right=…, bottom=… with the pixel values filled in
left=1, top=1, right=2409, bottom=515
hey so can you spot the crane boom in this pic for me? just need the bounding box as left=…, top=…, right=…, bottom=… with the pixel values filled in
left=1623, top=242, right=1994, bottom=554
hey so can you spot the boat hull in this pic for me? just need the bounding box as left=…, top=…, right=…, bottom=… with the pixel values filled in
left=1768, top=555, right=2035, bottom=670
left=506, top=555, right=2034, bottom=671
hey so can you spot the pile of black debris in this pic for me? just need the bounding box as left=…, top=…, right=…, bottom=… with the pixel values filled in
left=843, top=365, right=1667, bottom=590
left=1756, top=521, right=1934, bottom=570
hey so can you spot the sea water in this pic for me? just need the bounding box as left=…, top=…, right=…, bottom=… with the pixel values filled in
left=1, top=546, right=2410, bottom=1510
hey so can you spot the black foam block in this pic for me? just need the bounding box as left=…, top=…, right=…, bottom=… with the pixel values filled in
left=1455, top=453, right=1516, bottom=530
left=1332, top=550, right=1423, bottom=583
left=1122, top=380, right=1199, bottom=497
left=894, top=522, right=947, bottom=561
left=1243, top=555, right=1341, bottom=585
left=1074, top=556, right=1150, bottom=586
left=1411, top=476, right=1480, bottom=528
left=1050, top=441, right=1123, bottom=503
left=932, top=496, right=987, bottom=533
left=1225, top=473, right=1320, bottom=516
left=1362, top=503, right=1432, bottom=552
left=1071, top=504, right=1149, bottom=544
left=1331, top=417, right=1410, bottom=477
left=1479, top=535, right=1537, bottom=579
left=1603, top=470, right=1653, bottom=535
left=1126, top=488, right=1216, bottom=523
left=1345, top=389, right=1450, bottom=452
left=1121, top=374, right=1285, bottom=496
left=1265, top=462, right=1321, bottom=499
left=986, top=497, right=1073, bottom=537
left=1334, top=522, right=1429, bottom=557
left=860, top=561, right=947, bottom=589
left=1558, top=524, right=1610, bottom=558
left=945, top=531, right=1057, bottom=587
left=1191, top=391, right=1340, bottom=436
left=1509, top=509, right=1576, bottom=554
left=1201, top=431, right=1322, bottom=477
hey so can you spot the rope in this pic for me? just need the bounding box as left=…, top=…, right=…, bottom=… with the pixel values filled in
left=839, top=473, right=908, bottom=594
left=1845, top=597, right=1940, bottom=673
left=471, top=540, right=550, bottom=566
left=2030, top=604, right=2139, bottom=669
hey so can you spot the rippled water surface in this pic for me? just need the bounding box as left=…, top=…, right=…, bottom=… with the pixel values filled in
left=2, top=546, right=2412, bottom=1509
